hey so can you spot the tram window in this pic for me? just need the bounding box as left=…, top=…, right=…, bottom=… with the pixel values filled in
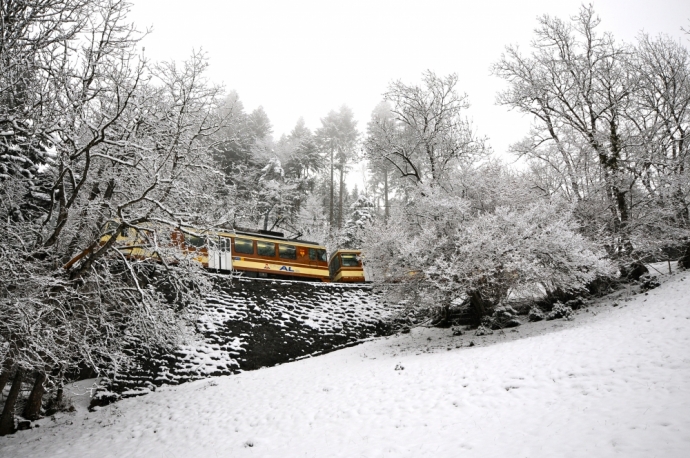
left=213, top=237, right=231, bottom=252
left=279, top=244, right=297, bottom=259
left=257, top=240, right=276, bottom=257
left=309, top=248, right=327, bottom=262
left=341, top=253, right=360, bottom=267
left=185, top=234, right=205, bottom=248
left=234, top=238, right=254, bottom=254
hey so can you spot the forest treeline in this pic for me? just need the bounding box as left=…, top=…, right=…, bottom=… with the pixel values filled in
left=1, top=1, right=688, bottom=435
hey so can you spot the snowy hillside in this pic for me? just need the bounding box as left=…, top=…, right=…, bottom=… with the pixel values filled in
left=95, top=278, right=397, bottom=403
left=1, top=268, right=689, bottom=457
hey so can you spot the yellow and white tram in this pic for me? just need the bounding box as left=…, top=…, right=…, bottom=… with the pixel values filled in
left=65, top=223, right=370, bottom=283
left=328, top=249, right=367, bottom=283
left=187, top=229, right=330, bottom=282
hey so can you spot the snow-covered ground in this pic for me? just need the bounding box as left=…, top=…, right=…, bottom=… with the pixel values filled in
left=2, top=266, right=689, bottom=457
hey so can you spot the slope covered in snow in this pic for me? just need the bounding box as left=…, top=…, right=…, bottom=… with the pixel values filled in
left=2, top=268, right=689, bottom=457
left=94, top=278, right=396, bottom=403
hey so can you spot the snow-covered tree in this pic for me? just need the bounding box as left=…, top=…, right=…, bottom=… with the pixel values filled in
left=339, top=195, right=375, bottom=249
left=0, top=0, right=229, bottom=433
left=493, top=5, right=690, bottom=273
left=281, top=118, right=323, bottom=184
left=254, top=155, right=298, bottom=231
left=293, top=193, right=328, bottom=244
left=315, top=106, right=358, bottom=229
left=365, top=71, right=486, bottom=188
left=364, top=102, right=405, bottom=219
left=362, top=167, right=613, bottom=323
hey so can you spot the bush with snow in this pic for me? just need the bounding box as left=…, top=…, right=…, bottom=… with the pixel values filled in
left=547, top=302, right=574, bottom=321
left=475, top=325, right=493, bottom=336
left=363, top=177, right=614, bottom=321
left=638, top=274, right=661, bottom=291
left=490, top=306, right=521, bottom=329
left=528, top=306, right=546, bottom=322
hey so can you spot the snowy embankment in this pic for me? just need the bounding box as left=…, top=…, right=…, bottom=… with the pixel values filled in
left=97, top=278, right=392, bottom=401
left=2, top=268, right=690, bottom=457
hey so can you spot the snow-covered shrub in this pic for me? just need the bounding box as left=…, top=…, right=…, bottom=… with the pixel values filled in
left=362, top=171, right=614, bottom=321
left=528, top=307, right=546, bottom=322
left=480, top=315, right=496, bottom=329
left=477, top=306, right=522, bottom=330
left=89, top=390, right=122, bottom=409
left=475, top=325, right=493, bottom=336
left=495, top=305, right=518, bottom=317
left=547, top=302, right=574, bottom=321
left=44, top=391, right=75, bottom=416
left=638, top=275, right=661, bottom=291
left=565, top=297, right=586, bottom=310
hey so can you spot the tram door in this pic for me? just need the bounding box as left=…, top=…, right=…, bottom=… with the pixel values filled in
left=208, top=236, right=233, bottom=271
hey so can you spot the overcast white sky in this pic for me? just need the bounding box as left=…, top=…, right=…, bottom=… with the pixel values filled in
left=129, top=0, right=690, bottom=176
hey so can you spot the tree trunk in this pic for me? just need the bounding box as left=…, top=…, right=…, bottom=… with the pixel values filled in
left=22, top=373, right=46, bottom=421
left=329, top=149, right=334, bottom=230
left=0, top=361, right=13, bottom=396
left=590, top=134, right=639, bottom=263
left=338, top=165, right=344, bottom=229
left=44, top=367, right=65, bottom=416
left=384, top=167, right=389, bottom=220
left=469, top=290, right=489, bottom=321
left=0, top=371, right=10, bottom=397
left=45, top=383, right=64, bottom=416
left=431, top=303, right=452, bottom=327
left=263, top=208, right=270, bottom=231
left=0, top=367, right=24, bottom=436
left=678, top=242, right=690, bottom=269
left=542, top=107, right=582, bottom=201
